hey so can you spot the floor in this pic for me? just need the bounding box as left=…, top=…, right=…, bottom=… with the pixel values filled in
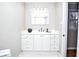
left=18, top=50, right=77, bottom=57
left=18, top=51, right=63, bottom=57
left=67, top=50, right=76, bottom=57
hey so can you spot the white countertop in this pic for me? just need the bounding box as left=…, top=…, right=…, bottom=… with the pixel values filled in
left=21, top=30, right=60, bottom=35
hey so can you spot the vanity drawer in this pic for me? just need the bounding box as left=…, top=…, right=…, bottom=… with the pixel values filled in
left=21, top=35, right=34, bottom=50
left=21, top=35, right=33, bottom=39
left=21, top=35, right=28, bottom=39
left=22, top=45, right=33, bottom=50
left=54, top=35, right=60, bottom=39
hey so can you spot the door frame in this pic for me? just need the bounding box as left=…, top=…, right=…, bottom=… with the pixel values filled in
left=77, top=8, right=79, bottom=57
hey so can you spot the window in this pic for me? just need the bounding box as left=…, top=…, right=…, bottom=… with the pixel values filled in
left=31, top=8, right=49, bottom=25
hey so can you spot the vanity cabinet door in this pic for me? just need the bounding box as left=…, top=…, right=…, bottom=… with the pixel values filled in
left=34, top=34, right=50, bottom=50
left=21, top=35, right=34, bottom=50
left=42, top=35, right=50, bottom=50
left=34, top=35, right=43, bottom=50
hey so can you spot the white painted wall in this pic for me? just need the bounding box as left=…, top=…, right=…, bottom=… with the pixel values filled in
left=55, top=2, right=63, bottom=54
left=0, top=2, right=67, bottom=57
left=25, top=3, right=56, bottom=30
left=0, top=2, right=25, bottom=56
left=25, top=3, right=66, bottom=31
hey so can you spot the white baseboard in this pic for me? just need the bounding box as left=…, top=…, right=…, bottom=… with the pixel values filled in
left=68, top=47, right=76, bottom=50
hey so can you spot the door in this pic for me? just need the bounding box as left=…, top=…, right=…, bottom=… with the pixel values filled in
left=55, top=3, right=68, bottom=56
left=67, top=2, right=78, bottom=57
left=61, top=3, right=68, bottom=56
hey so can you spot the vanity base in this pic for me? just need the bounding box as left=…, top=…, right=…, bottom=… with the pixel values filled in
left=18, top=51, right=63, bottom=57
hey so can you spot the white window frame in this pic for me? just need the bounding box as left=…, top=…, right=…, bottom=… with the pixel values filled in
left=31, top=8, right=49, bottom=25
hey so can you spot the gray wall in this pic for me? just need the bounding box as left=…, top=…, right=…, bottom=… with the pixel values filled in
left=0, top=2, right=25, bottom=56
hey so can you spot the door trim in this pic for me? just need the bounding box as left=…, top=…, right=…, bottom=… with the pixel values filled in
left=77, top=12, right=79, bottom=57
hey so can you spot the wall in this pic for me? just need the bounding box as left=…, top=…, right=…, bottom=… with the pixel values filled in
left=0, top=2, right=67, bottom=57
left=55, top=2, right=62, bottom=52
left=0, top=2, right=25, bottom=56
left=25, top=3, right=56, bottom=30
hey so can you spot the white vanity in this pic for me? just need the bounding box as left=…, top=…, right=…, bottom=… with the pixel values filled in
left=19, top=2, right=68, bottom=57
left=21, top=30, right=60, bottom=51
